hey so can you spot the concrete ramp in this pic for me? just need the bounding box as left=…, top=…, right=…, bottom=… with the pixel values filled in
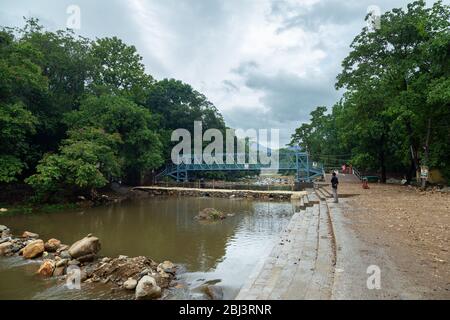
left=236, top=192, right=335, bottom=300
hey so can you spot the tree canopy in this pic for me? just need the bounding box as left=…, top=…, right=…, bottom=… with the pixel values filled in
left=0, top=18, right=227, bottom=201
left=291, top=0, right=449, bottom=183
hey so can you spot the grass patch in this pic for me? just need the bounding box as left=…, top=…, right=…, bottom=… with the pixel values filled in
left=0, top=202, right=79, bottom=216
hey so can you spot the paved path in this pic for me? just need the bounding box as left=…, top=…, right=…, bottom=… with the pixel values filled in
left=328, top=199, right=425, bottom=299
left=236, top=182, right=428, bottom=300
left=236, top=191, right=335, bottom=299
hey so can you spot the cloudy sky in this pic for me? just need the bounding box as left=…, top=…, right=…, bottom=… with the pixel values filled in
left=1, top=0, right=419, bottom=145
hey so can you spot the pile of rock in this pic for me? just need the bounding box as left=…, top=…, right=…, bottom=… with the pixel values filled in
left=196, top=208, right=227, bottom=221
left=0, top=228, right=54, bottom=258
left=87, top=256, right=176, bottom=299
left=0, top=226, right=176, bottom=300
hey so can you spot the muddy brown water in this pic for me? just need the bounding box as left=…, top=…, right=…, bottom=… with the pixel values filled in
left=0, top=196, right=294, bottom=300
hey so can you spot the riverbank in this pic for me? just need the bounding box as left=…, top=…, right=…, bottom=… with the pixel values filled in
left=0, top=184, right=131, bottom=216
left=0, top=195, right=295, bottom=300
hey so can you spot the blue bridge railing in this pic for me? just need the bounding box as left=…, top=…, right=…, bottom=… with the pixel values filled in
left=156, top=150, right=324, bottom=183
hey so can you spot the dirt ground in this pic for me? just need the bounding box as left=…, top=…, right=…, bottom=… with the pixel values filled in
left=338, top=181, right=450, bottom=299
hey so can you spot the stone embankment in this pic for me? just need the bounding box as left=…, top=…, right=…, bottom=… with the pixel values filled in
left=0, top=226, right=176, bottom=300
left=131, top=186, right=307, bottom=201
left=236, top=189, right=337, bottom=300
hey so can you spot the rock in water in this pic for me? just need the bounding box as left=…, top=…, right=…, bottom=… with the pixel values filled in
left=196, top=208, right=226, bottom=220
left=123, top=278, right=138, bottom=290
left=56, top=259, right=68, bottom=267
left=22, top=239, right=45, bottom=259
left=0, top=242, right=12, bottom=256
left=1, top=229, right=11, bottom=238
left=53, top=266, right=65, bottom=277
left=44, top=238, right=61, bottom=252
left=59, top=250, right=71, bottom=259
left=0, top=225, right=8, bottom=232
left=204, top=285, right=224, bottom=300
left=135, top=276, right=161, bottom=299
left=37, top=260, right=55, bottom=277
left=77, top=253, right=96, bottom=263
left=157, top=261, right=175, bottom=273
left=56, top=244, right=69, bottom=253
left=22, top=231, right=39, bottom=239
left=68, top=234, right=101, bottom=258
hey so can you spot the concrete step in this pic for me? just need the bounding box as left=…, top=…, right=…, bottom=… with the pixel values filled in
left=267, top=208, right=314, bottom=299
left=236, top=208, right=311, bottom=299
left=307, top=192, right=320, bottom=204
left=314, top=188, right=327, bottom=201
left=292, top=197, right=305, bottom=211
left=302, top=195, right=310, bottom=207
left=281, top=204, right=320, bottom=299
left=304, top=202, right=335, bottom=299
left=237, top=201, right=335, bottom=300
left=318, top=187, right=332, bottom=198
left=257, top=209, right=312, bottom=299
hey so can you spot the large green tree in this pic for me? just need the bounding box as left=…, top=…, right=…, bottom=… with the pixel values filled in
left=292, top=1, right=449, bottom=183
left=26, top=128, right=122, bottom=201
left=145, top=78, right=226, bottom=160
left=65, top=95, right=163, bottom=184
left=0, top=18, right=230, bottom=200
left=89, top=37, right=154, bottom=104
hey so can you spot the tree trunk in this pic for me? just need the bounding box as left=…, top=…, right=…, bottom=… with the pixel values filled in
left=379, top=148, right=387, bottom=183
left=380, top=163, right=387, bottom=183
left=406, top=158, right=416, bottom=184
left=421, top=118, right=432, bottom=188
left=405, top=120, right=419, bottom=170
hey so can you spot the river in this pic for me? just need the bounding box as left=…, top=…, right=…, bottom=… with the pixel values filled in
left=0, top=196, right=294, bottom=300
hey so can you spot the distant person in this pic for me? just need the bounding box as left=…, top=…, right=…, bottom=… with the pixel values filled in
left=331, top=172, right=339, bottom=203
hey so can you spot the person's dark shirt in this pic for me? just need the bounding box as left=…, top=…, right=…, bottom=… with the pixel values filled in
left=331, top=176, right=339, bottom=189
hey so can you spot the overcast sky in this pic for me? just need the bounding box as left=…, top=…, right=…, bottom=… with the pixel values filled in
left=1, top=0, right=423, bottom=145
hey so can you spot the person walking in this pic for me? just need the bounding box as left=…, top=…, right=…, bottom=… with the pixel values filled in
left=331, top=171, right=339, bottom=203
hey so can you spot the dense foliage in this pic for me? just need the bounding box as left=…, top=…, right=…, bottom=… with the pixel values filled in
left=291, top=1, right=449, bottom=183
left=0, top=19, right=225, bottom=201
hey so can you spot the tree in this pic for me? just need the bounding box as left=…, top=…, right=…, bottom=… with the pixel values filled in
left=290, top=106, right=346, bottom=169
left=65, top=95, right=163, bottom=184
left=2, top=19, right=93, bottom=173
left=145, top=79, right=226, bottom=160
left=0, top=18, right=230, bottom=200
left=89, top=37, right=154, bottom=104
left=335, top=0, right=450, bottom=182
left=0, top=102, right=37, bottom=182
left=26, top=128, right=122, bottom=201
left=0, top=27, right=46, bottom=182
